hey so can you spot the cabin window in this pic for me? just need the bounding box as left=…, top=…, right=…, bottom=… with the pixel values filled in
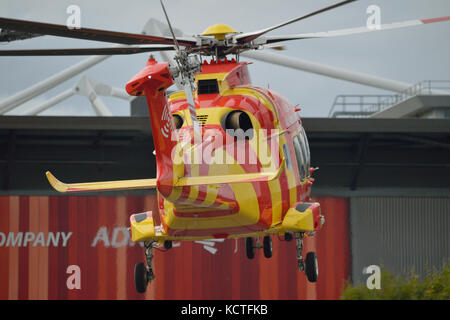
left=297, top=133, right=308, bottom=177
left=197, top=79, right=219, bottom=94
left=300, top=127, right=311, bottom=176
left=293, top=135, right=306, bottom=181
left=283, top=143, right=292, bottom=170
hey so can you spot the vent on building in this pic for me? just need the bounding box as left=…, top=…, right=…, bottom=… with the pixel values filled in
left=198, top=79, right=219, bottom=94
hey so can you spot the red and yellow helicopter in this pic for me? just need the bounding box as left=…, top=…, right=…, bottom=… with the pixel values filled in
left=1, top=0, right=449, bottom=293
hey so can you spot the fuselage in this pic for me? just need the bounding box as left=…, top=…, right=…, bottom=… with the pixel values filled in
left=156, top=58, right=313, bottom=238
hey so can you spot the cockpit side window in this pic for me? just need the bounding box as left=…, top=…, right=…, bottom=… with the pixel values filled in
left=299, top=127, right=311, bottom=177
left=293, top=135, right=306, bottom=181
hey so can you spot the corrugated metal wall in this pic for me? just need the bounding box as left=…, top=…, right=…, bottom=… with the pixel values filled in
left=0, top=195, right=349, bottom=300
left=350, top=197, right=450, bottom=284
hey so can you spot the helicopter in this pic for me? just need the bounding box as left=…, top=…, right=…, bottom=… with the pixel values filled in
left=1, top=0, right=449, bottom=294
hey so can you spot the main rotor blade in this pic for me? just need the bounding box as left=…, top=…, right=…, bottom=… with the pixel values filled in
left=0, top=45, right=175, bottom=56
left=232, top=0, right=356, bottom=43
left=0, top=29, right=42, bottom=42
left=264, top=15, right=450, bottom=44
left=0, top=17, right=197, bottom=46
left=183, top=80, right=201, bottom=140
left=159, top=0, right=180, bottom=52
left=242, top=50, right=449, bottom=96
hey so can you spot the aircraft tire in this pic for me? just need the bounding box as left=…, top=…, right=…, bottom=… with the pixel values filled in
left=305, top=252, right=319, bottom=282
left=164, top=240, right=173, bottom=250
left=246, top=237, right=255, bottom=259
left=263, top=236, right=272, bottom=258
left=134, top=262, right=148, bottom=293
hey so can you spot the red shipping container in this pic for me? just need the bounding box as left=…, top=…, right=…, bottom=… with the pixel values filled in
left=0, top=195, right=349, bottom=300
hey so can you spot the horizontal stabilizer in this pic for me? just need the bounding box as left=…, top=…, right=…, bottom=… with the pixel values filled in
left=174, top=162, right=284, bottom=186
left=46, top=171, right=157, bottom=193
left=47, top=162, right=283, bottom=193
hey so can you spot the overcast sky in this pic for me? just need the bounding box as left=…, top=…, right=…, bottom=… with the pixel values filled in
left=0, top=0, right=449, bottom=117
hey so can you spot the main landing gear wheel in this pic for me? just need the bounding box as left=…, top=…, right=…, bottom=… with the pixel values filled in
left=134, top=241, right=156, bottom=294
left=284, top=232, right=293, bottom=242
left=294, top=232, right=319, bottom=283
left=305, top=252, right=319, bottom=283
left=164, top=240, right=173, bottom=250
left=246, top=237, right=256, bottom=259
left=134, top=262, right=148, bottom=294
left=263, top=235, right=272, bottom=258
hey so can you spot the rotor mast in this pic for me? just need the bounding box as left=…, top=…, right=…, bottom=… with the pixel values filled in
left=200, top=24, right=239, bottom=61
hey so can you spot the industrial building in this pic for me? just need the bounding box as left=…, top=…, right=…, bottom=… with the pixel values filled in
left=0, top=109, right=448, bottom=299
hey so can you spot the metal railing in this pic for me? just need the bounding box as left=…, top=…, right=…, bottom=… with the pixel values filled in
left=329, top=80, right=450, bottom=118
left=328, top=95, right=395, bottom=118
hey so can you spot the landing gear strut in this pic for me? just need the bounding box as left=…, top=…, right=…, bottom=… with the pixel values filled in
left=295, top=232, right=304, bottom=271
left=134, top=240, right=156, bottom=293
left=295, top=232, right=318, bottom=283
